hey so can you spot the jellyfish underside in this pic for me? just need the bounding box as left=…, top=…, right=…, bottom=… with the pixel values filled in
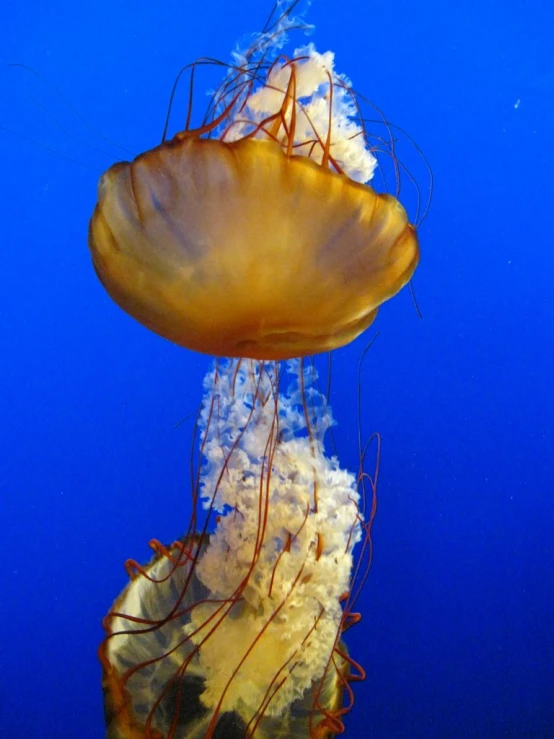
left=101, top=536, right=349, bottom=739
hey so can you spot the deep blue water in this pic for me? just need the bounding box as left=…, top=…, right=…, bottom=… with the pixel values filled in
left=1, top=1, right=553, bottom=737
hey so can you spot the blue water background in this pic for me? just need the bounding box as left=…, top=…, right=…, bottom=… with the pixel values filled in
left=1, top=0, right=553, bottom=737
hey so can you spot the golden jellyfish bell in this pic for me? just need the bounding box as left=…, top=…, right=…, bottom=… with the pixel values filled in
left=88, top=49, right=419, bottom=360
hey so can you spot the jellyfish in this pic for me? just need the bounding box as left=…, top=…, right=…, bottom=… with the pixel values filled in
left=93, top=3, right=420, bottom=737
left=88, top=27, right=418, bottom=361
left=100, top=359, right=373, bottom=738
